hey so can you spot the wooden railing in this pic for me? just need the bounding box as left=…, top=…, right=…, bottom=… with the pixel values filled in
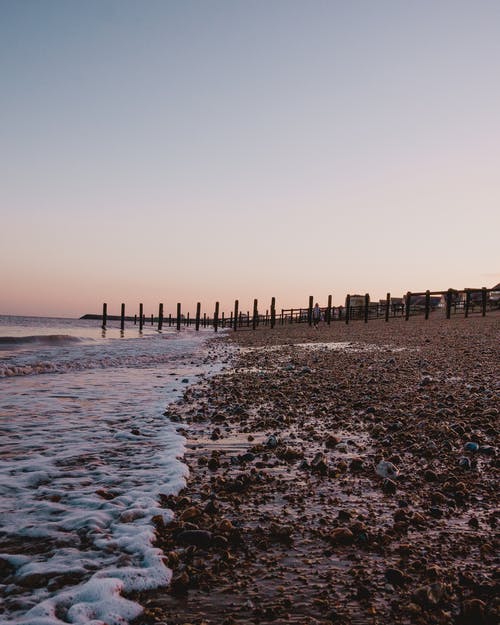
left=88, top=287, right=498, bottom=331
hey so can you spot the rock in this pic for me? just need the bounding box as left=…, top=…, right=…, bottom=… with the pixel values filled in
left=176, top=530, right=213, bottom=548
left=376, top=460, right=399, bottom=479
left=423, top=469, right=438, bottom=482
left=460, top=598, right=487, bottom=624
left=325, top=435, right=341, bottom=448
left=413, top=582, right=445, bottom=607
left=203, top=499, right=218, bottom=514
left=239, top=452, right=256, bottom=463
left=266, top=434, right=279, bottom=448
left=328, top=527, right=354, bottom=545
left=211, top=427, right=222, bottom=440
left=382, top=478, right=397, bottom=494
left=281, top=446, right=304, bottom=461
left=311, top=452, right=328, bottom=474
left=458, top=456, right=471, bottom=470
left=0, top=556, right=15, bottom=579
left=269, top=522, right=293, bottom=543
left=207, top=457, right=220, bottom=471
left=180, top=506, right=201, bottom=521
left=428, top=506, right=443, bottom=519
left=356, top=584, right=371, bottom=600
left=170, top=570, right=190, bottom=594
left=349, top=457, right=364, bottom=472
left=479, top=445, right=495, bottom=456
left=385, top=567, right=406, bottom=587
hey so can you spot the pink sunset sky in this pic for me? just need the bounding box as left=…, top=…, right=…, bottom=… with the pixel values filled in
left=1, top=1, right=499, bottom=318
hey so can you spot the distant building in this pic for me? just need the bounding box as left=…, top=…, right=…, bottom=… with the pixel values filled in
left=490, top=283, right=500, bottom=303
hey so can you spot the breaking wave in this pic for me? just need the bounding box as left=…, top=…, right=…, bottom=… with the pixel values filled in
left=0, top=334, right=83, bottom=347
left=0, top=351, right=194, bottom=377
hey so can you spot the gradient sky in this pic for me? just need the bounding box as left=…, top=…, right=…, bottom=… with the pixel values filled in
left=1, top=0, right=499, bottom=318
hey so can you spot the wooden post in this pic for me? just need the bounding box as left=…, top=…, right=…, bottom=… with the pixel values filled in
left=150, top=314, right=154, bottom=326
left=214, top=302, right=219, bottom=332
left=102, top=303, right=107, bottom=329
left=222, top=312, right=225, bottom=328
left=481, top=287, right=487, bottom=316
left=203, top=312, right=207, bottom=328
left=233, top=300, right=239, bottom=331
left=134, top=314, right=137, bottom=325
left=195, top=302, right=201, bottom=331
left=385, top=293, right=390, bottom=323
left=158, top=303, right=163, bottom=330
left=252, top=299, right=258, bottom=330
left=139, top=303, right=143, bottom=330
left=271, top=297, right=276, bottom=328
left=405, top=292, right=411, bottom=321
left=308, top=296, right=313, bottom=327
left=424, top=290, right=430, bottom=320
left=186, top=312, right=190, bottom=326
left=176, top=303, right=181, bottom=331
left=465, top=289, right=470, bottom=318
left=168, top=314, right=172, bottom=327
left=364, top=293, right=370, bottom=323
left=326, top=295, right=332, bottom=325
left=446, top=289, right=452, bottom=319
left=345, top=294, right=350, bottom=325
left=120, top=303, right=125, bottom=331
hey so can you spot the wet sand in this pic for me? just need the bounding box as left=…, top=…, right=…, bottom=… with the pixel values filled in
left=132, top=313, right=499, bottom=625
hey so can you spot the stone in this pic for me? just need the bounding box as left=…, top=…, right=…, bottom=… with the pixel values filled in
left=349, top=457, right=364, bottom=472
left=413, top=582, right=445, bottom=607
left=180, top=506, right=201, bottom=521
left=176, top=530, right=213, bottom=548
left=325, top=435, right=341, bottom=448
left=423, top=469, right=437, bottom=482
left=376, top=460, right=399, bottom=479
left=385, top=567, right=406, bottom=587
left=382, top=478, right=397, bottom=494
left=328, top=527, right=354, bottom=545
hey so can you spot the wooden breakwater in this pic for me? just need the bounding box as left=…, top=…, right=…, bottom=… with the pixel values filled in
left=82, top=286, right=499, bottom=332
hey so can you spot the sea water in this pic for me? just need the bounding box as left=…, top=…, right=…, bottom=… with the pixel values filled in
left=0, top=316, right=230, bottom=624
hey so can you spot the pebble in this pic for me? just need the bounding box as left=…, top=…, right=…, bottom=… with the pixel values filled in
left=176, top=529, right=213, bottom=548
left=147, top=317, right=498, bottom=625
left=385, top=567, right=406, bottom=587
left=375, top=460, right=399, bottom=479
left=458, top=456, right=471, bottom=469
left=328, top=527, right=354, bottom=545
left=382, top=478, right=397, bottom=494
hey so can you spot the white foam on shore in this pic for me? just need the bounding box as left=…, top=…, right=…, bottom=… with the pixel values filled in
left=0, top=322, right=233, bottom=624
left=238, top=341, right=408, bottom=355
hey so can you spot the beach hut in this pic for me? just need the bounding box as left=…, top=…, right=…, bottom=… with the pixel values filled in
left=490, top=283, right=500, bottom=305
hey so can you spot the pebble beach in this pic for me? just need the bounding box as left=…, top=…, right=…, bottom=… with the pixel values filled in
left=132, top=313, right=499, bottom=625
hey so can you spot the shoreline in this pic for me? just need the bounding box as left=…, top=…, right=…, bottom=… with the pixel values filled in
left=133, top=314, right=499, bottom=625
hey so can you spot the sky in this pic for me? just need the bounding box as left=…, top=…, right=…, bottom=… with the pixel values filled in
left=1, top=0, right=499, bottom=318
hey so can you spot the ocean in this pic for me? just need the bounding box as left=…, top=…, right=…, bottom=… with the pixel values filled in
left=0, top=315, right=231, bottom=624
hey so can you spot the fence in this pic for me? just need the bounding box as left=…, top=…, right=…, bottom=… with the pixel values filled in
left=87, top=287, right=498, bottom=332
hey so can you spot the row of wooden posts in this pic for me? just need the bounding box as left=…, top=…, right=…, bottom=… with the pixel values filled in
left=100, top=288, right=494, bottom=332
